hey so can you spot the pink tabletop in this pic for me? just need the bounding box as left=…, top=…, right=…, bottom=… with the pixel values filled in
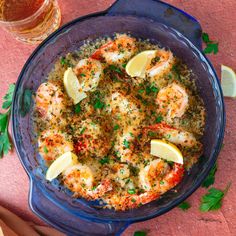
left=0, top=0, right=236, bottom=235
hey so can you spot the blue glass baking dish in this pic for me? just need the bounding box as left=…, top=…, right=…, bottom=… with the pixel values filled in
left=11, top=0, right=225, bottom=235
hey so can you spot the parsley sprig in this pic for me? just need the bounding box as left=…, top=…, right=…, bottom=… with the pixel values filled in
left=202, top=163, right=217, bottom=188
left=202, top=32, right=219, bottom=55
left=0, top=84, right=15, bottom=158
left=134, top=231, right=147, bottom=236
left=199, top=182, right=231, bottom=212
left=178, top=201, right=191, bottom=211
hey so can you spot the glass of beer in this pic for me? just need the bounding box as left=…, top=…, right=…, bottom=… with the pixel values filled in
left=0, top=0, right=61, bottom=44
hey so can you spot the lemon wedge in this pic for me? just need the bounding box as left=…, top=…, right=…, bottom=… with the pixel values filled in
left=221, top=65, right=236, bottom=98
left=63, top=68, right=87, bottom=104
left=46, top=151, right=77, bottom=181
left=150, top=139, right=183, bottom=164
left=126, top=50, right=156, bottom=78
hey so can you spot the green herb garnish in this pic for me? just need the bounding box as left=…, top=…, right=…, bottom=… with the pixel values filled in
left=199, top=182, right=231, bottom=212
left=128, top=189, right=136, bottom=194
left=145, top=85, right=159, bottom=95
left=202, top=32, right=219, bottom=55
left=202, top=163, right=217, bottom=188
left=92, top=186, right=97, bottom=191
left=0, top=84, right=15, bottom=158
left=80, top=127, right=86, bottom=134
left=94, top=98, right=105, bottom=109
left=138, top=89, right=145, bottom=94
left=2, top=84, right=15, bottom=109
left=60, top=57, right=72, bottom=67
left=156, top=115, right=163, bottom=123
left=99, top=156, right=110, bottom=165
left=43, top=146, right=49, bottom=153
left=148, top=131, right=156, bottom=137
left=75, top=103, right=81, bottom=114
left=134, top=231, right=147, bottom=236
left=108, top=65, right=122, bottom=74
left=123, top=139, right=130, bottom=148
left=113, top=124, right=120, bottom=130
left=202, top=32, right=211, bottom=43
left=131, top=198, right=136, bottom=203
left=178, top=201, right=191, bottom=211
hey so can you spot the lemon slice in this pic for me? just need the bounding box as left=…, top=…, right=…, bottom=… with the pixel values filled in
left=126, top=50, right=156, bottom=78
left=46, top=151, right=77, bottom=181
left=150, top=139, right=183, bottom=164
left=221, top=65, right=236, bottom=98
left=63, top=68, right=87, bottom=104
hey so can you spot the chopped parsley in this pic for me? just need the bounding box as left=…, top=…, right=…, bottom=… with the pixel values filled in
left=92, top=186, right=97, bottom=191
left=43, top=146, right=49, bottom=154
left=131, top=198, right=136, bottom=203
left=128, top=189, right=136, bottom=194
left=75, top=103, right=81, bottom=114
left=129, top=132, right=134, bottom=137
left=113, top=124, right=120, bottom=130
left=60, top=57, right=72, bottom=66
left=94, top=98, right=105, bottom=109
left=145, top=85, right=159, bottom=95
left=123, top=139, right=130, bottom=149
left=178, top=201, right=191, bottom=211
left=99, top=156, right=110, bottom=165
left=148, top=131, right=156, bottom=137
left=165, top=134, right=171, bottom=139
left=106, top=65, right=122, bottom=74
left=155, top=115, right=163, bottom=123
left=80, top=127, right=86, bottom=134
left=138, top=89, right=145, bottom=94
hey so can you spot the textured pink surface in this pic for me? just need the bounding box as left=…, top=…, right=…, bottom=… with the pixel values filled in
left=0, top=0, right=235, bottom=235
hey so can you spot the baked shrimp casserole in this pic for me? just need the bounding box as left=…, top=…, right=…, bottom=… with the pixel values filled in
left=34, top=34, right=205, bottom=211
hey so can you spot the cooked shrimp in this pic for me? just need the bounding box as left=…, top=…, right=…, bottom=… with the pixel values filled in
left=146, top=48, right=174, bottom=80
left=74, top=119, right=111, bottom=158
left=156, top=83, right=188, bottom=121
left=139, top=159, right=184, bottom=193
left=74, top=58, right=103, bottom=91
left=105, top=160, right=183, bottom=210
left=35, top=82, right=66, bottom=120
left=145, top=123, right=200, bottom=148
left=63, top=164, right=112, bottom=199
left=38, top=130, right=73, bottom=161
left=110, top=91, right=144, bottom=163
left=91, top=34, right=137, bottom=65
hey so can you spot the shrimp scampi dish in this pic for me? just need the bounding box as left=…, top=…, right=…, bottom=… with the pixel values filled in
left=34, top=34, right=205, bottom=211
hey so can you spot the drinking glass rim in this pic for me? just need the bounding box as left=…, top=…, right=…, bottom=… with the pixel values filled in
left=0, top=0, right=54, bottom=26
